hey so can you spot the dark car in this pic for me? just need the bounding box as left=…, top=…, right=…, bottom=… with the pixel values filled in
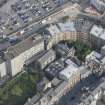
left=70, top=96, right=75, bottom=100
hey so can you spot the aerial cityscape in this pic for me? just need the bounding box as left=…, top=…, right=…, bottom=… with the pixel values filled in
left=0, top=0, right=105, bottom=105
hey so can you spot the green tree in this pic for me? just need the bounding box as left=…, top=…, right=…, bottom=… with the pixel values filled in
left=11, top=85, right=23, bottom=96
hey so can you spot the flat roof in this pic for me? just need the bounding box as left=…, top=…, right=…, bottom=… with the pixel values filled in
left=60, top=60, right=78, bottom=80
left=79, top=66, right=91, bottom=76
left=86, top=51, right=102, bottom=60
left=90, top=25, right=105, bottom=40
left=90, top=25, right=103, bottom=37
left=65, top=59, right=78, bottom=67
left=45, top=60, right=64, bottom=77
left=100, top=30, right=105, bottom=40
left=81, top=21, right=93, bottom=33
left=58, top=21, right=76, bottom=32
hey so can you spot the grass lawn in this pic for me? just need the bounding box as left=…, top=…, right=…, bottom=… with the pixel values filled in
left=0, top=72, right=40, bottom=105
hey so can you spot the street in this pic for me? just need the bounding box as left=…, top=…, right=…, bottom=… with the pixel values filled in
left=56, top=74, right=105, bottom=105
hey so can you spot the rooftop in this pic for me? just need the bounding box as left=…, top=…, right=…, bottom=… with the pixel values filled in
left=90, top=25, right=105, bottom=41
left=37, top=49, right=56, bottom=64
left=57, top=21, right=76, bottom=32
left=86, top=51, right=102, bottom=60
left=65, top=59, right=78, bottom=67
left=37, top=77, right=50, bottom=92
left=78, top=80, right=105, bottom=105
left=24, top=78, right=66, bottom=105
left=100, top=30, right=105, bottom=40
left=81, top=21, right=93, bottom=33
left=45, top=59, right=65, bottom=78
left=6, top=34, right=43, bottom=59
left=47, top=25, right=61, bottom=36
left=98, top=0, right=105, bottom=3
left=24, top=93, right=41, bottom=105
left=90, top=25, right=103, bottom=37
left=59, top=59, right=78, bottom=80
left=51, top=77, right=61, bottom=87
left=54, top=80, right=67, bottom=96
left=101, top=57, right=105, bottom=63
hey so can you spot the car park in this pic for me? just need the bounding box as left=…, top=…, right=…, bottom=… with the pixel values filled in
left=0, top=0, right=70, bottom=37
left=70, top=96, right=75, bottom=100
left=10, top=0, right=68, bottom=25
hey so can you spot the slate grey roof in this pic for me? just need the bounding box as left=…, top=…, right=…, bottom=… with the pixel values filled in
left=6, top=34, right=43, bottom=59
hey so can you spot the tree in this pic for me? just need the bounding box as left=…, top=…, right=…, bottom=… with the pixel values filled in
left=71, top=40, right=92, bottom=61
left=61, top=16, right=69, bottom=23
left=11, top=85, right=23, bottom=96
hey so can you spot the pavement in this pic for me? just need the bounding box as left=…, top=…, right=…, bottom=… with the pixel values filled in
left=0, top=0, right=17, bottom=13
left=3, top=0, right=71, bottom=36
left=7, top=2, right=73, bottom=38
